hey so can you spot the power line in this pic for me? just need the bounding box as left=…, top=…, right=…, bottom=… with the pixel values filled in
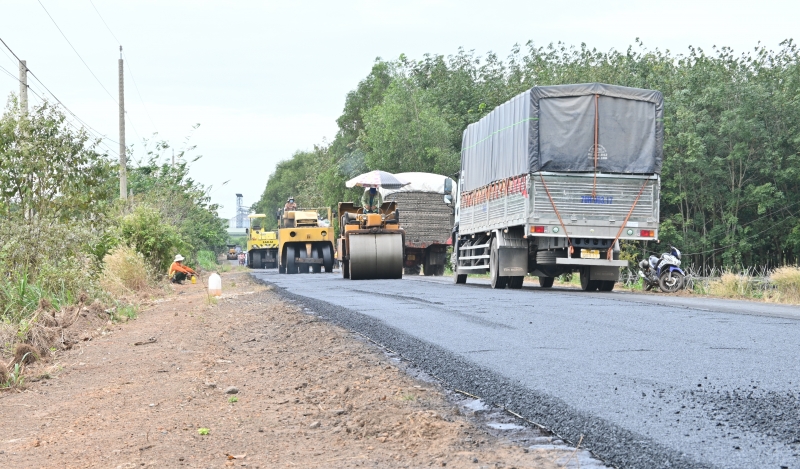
left=123, top=50, right=159, bottom=133
left=36, top=0, right=118, bottom=104
left=88, top=0, right=121, bottom=45
left=0, top=37, right=120, bottom=154
left=0, top=63, right=17, bottom=82
left=87, top=1, right=157, bottom=136
left=0, top=65, right=116, bottom=155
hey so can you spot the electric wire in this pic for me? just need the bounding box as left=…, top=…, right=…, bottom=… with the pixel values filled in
left=0, top=37, right=119, bottom=155
left=88, top=0, right=122, bottom=45
left=36, top=0, right=118, bottom=104
left=641, top=200, right=800, bottom=259
left=0, top=63, right=17, bottom=82
left=86, top=0, right=152, bottom=137
left=0, top=36, right=119, bottom=145
left=123, top=50, right=159, bottom=133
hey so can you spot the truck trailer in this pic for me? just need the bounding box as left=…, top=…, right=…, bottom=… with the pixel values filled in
left=380, top=172, right=456, bottom=276
left=452, top=83, right=663, bottom=291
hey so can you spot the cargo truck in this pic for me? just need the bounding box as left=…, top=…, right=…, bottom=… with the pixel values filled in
left=380, top=172, right=456, bottom=276
left=452, top=83, right=662, bottom=291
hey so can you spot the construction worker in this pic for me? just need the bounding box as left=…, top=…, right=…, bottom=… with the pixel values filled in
left=284, top=197, right=297, bottom=212
left=361, top=187, right=383, bottom=214
left=169, top=254, right=197, bottom=284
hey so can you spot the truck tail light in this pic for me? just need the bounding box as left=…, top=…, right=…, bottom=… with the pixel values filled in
left=531, top=226, right=546, bottom=233
left=640, top=229, right=654, bottom=237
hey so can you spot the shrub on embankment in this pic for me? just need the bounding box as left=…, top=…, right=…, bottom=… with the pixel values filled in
left=769, top=266, right=800, bottom=304
left=0, top=99, right=226, bottom=377
left=702, top=266, right=800, bottom=304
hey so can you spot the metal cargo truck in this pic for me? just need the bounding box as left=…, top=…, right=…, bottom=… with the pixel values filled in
left=380, top=172, right=456, bottom=276
left=452, top=83, right=663, bottom=291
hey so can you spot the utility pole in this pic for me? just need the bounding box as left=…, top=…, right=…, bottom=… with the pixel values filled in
left=118, top=46, right=127, bottom=200
left=18, top=59, right=27, bottom=117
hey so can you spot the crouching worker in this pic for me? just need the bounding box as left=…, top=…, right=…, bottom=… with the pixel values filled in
left=169, top=254, right=197, bottom=284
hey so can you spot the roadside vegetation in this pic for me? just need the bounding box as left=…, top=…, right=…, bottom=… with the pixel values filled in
left=255, top=39, right=800, bottom=300
left=0, top=98, right=227, bottom=387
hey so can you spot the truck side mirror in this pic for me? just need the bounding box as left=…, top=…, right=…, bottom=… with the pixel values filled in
left=245, top=228, right=249, bottom=234
left=444, top=194, right=453, bottom=205
left=443, top=178, right=453, bottom=195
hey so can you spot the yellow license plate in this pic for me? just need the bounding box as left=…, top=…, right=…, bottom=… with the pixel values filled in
left=581, top=249, right=600, bottom=259
left=406, top=255, right=415, bottom=260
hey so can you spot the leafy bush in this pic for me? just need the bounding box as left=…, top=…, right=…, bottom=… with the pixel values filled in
left=197, top=250, right=218, bottom=271
left=118, top=205, right=188, bottom=273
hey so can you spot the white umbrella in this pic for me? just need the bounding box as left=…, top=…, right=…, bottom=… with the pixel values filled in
left=345, top=170, right=410, bottom=189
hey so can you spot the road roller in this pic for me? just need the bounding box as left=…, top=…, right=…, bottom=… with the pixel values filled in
left=246, top=214, right=279, bottom=268
left=337, top=202, right=404, bottom=280
left=278, top=207, right=335, bottom=274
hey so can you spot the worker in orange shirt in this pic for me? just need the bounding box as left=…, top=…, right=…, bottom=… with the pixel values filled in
left=169, top=254, right=197, bottom=284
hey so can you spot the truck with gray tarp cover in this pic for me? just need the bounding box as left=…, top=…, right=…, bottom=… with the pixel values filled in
left=452, top=83, right=662, bottom=291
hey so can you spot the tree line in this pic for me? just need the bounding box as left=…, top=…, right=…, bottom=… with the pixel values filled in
left=255, top=39, right=800, bottom=270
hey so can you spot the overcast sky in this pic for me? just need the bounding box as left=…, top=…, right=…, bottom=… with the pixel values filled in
left=1, top=0, right=796, bottom=219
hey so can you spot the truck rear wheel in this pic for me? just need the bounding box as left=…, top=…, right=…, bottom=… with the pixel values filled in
left=423, top=253, right=435, bottom=276
left=580, top=269, right=600, bottom=291
left=598, top=280, right=615, bottom=292
left=538, top=276, right=555, bottom=288
left=489, top=237, right=507, bottom=289
left=508, top=276, right=524, bottom=289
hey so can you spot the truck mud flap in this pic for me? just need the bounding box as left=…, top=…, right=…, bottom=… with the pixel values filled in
left=498, top=247, right=527, bottom=276
left=590, top=265, right=620, bottom=281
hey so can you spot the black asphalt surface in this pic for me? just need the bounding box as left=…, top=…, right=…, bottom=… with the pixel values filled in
left=250, top=270, right=800, bottom=469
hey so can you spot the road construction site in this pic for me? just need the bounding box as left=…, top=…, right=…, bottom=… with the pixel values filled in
left=252, top=268, right=800, bottom=469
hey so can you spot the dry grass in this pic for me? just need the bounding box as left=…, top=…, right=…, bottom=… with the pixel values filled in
left=768, top=266, right=800, bottom=304
left=100, top=245, right=151, bottom=296
left=12, top=343, right=38, bottom=366
left=0, top=322, right=14, bottom=353
left=704, top=267, right=800, bottom=305
left=708, top=273, right=755, bottom=298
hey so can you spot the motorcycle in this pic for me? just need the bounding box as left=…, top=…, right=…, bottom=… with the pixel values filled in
left=639, top=246, right=685, bottom=293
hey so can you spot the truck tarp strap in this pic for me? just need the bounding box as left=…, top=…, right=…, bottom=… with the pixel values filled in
left=537, top=173, right=574, bottom=256
left=592, top=94, right=599, bottom=198
left=607, top=179, right=650, bottom=260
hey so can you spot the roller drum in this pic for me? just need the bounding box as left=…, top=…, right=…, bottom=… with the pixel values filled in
left=348, top=233, right=403, bottom=280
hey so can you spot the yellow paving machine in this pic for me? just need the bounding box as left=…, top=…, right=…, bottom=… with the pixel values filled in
left=337, top=202, right=404, bottom=280
left=278, top=207, right=335, bottom=274
left=246, top=214, right=279, bottom=269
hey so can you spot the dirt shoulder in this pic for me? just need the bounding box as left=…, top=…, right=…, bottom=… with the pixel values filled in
left=0, top=271, right=568, bottom=468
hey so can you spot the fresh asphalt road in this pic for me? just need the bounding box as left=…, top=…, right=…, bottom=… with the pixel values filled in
left=250, top=270, right=800, bottom=469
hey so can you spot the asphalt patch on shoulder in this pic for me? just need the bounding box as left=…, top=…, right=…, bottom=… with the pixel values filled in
left=253, top=275, right=715, bottom=469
